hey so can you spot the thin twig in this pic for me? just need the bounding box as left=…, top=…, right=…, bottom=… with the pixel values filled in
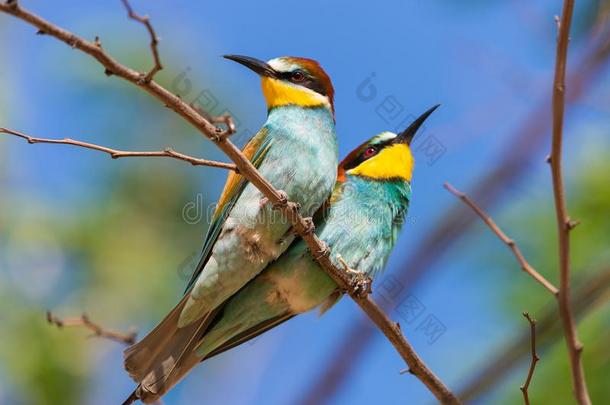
left=47, top=311, right=137, bottom=345
left=47, top=310, right=165, bottom=405
left=443, top=182, right=559, bottom=296
left=550, top=2, right=591, bottom=404
left=459, top=266, right=610, bottom=401
left=0, top=3, right=460, bottom=403
left=0, top=127, right=237, bottom=171
left=190, top=102, right=237, bottom=136
left=298, top=24, right=610, bottom=404
left=520, top=312, right=539, bottom=405
left=120, top=0, right=163, bottom=82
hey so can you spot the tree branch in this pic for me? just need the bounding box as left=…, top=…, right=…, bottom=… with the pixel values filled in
left=443, top=182, right=558, bottom=295
left=120, top=0, right=163, bottom=82
left=0, top=2, right=460, bottom=403
left=47, top=310, right=165, bottom=405
left=46, top=311, right=137, bottom=346
left=297, top=23, right=610, bottom=403
left=0, top=127, right=237, bottom=170
left=550, top=2, right=591, bottom=404
left=520, top=312, right=539, bottom=405
left=458, top=266, right=610, bottom=401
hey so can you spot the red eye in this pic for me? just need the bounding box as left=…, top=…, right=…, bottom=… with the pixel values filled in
left=363, top=147, right=377, bottom=158
left=291, top=71, right=305, bottom=82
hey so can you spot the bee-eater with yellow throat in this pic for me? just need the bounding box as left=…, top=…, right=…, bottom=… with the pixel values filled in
left=193, top=106, right=438, bottom=363
left=123, top=56, right=337, bottom=403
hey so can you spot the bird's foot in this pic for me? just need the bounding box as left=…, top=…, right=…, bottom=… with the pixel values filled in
left=351, top=272, right=373, bottom=297
left=301, top=217, right=315, bottom=235
left=314, top=240, right=331, bottom=260
left=259, top=190, right=290, bottom=210
left=273, top=190, right=289, bottom=208
left=337, top=255, right=372, bottom=298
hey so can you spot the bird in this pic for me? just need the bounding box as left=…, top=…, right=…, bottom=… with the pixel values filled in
left=122, top=104, right=437, bottom=404
left=194, top=105, right=438, bottom=361
left=122, top=56, right=338, bottom=403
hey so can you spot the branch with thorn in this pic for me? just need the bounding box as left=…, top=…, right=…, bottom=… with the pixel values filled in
left=299, top=22, right=610, bottom=404
left=0, top=127, right=237, bottom=171
left=550, top=1, right=591, bottom=403
left=458, top=265, right=610, bottom=401
left=337, top=255, right=372, bottom=297
left=46, top=311, right=137, bottom=346
left=190, top=102, right=237, bottom=137
left=520, top=312, right=539, bottom=405
left=443, top=182, right=558, bottom=296
left=444, top=178, right=589, bottom=404
left=0, top=2, right=460, bottom=403
left=120, top=0, right=163, bottom=82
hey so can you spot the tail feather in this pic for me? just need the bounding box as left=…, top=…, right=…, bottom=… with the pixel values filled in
left=123, top=295, right=218, bottom=403
left=124, top=295, right=190, bottom=381
left=121, top=389, right=139, bottom=405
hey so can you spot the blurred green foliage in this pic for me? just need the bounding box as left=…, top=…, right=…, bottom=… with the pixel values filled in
left=0, top=48, right=235, bottom=403
left=2, top=3, right=610, bottom=404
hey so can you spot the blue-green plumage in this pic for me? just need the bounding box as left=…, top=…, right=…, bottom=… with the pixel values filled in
left=180, top=105, right=337, bottom=325
left=197, top=168, right=412, bottom=358
left=121, top=55, right=437, bottom=402
left=123, top=55, right=338, bottom=404
left=192, top=102, right=441, bottom=362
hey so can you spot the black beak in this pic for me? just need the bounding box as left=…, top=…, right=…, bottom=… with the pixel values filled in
left=223, top=55, right=277, bottom=78
left=394, top=104, right=440, bottom=145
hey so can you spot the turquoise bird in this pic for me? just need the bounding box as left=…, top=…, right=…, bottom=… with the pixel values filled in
left=195, top=105, right=438, bottom=359
left=123, top=56, right=337, bottom=403
left=123, top=105, right=437, bottom=404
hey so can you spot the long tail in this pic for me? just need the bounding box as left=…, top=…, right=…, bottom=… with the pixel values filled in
left=121, top=390, right=139, bottom=405
left=123, top=294, right=217, bottom=404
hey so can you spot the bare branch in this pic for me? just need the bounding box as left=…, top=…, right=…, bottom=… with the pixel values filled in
left=0, top=2, right=229, bottom=140
left=550, top=1, right=591, bottom=403
left=443, top=182, right=558, bottom=296
left=459, top=266, right=610, bottom=401
left=120, top=0, right=163, bottom=82
left=190, top=102, right=237, bottom=137
left=520, top=312, right=540, bottom=405
left=298, top=25, right=610, bottom=403
left=47, top=311, right=137, bottom=346
left=0, top=3, right=460, bottom=403
left=0, top=127, right=237, bottom=171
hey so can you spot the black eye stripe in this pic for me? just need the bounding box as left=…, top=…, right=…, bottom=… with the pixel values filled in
left=343, top=147, right=376, bottom=171
left=278, top=70, right=328, bottom=96
left=342, top=137, right=397, bottom=171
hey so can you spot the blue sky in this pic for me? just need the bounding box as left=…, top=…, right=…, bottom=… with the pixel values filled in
left=2, top=1, right=609, bottom=404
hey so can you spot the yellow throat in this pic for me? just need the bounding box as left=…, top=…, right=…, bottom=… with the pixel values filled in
left=348, top=143, right=414, bottom=181
left=261, top=77, right=330, bottom=110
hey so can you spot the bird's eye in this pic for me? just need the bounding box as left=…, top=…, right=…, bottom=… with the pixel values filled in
left=363, top=147, right=377, bottom=158
left=291, top=70, right=305, bottom=82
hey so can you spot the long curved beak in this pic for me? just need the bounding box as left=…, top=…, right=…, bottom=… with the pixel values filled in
left=394, top=104, right=440, bottom=145
left=223, top=55, right=277, bottom=78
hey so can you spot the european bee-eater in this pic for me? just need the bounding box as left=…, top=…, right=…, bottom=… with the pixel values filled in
left=122, top=105, right=437, bottom=404
left=194, top=105, right=438, bottom=360
left=123, top=56, right=337, bottom=403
